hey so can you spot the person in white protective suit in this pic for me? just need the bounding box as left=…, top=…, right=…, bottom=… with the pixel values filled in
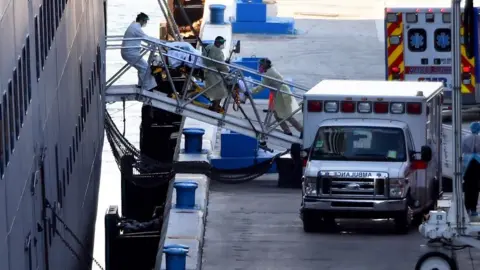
left=247, top=58, right=302, bottom=136
left=121, top=12, right=157, bottom=90
left=202, top=36, right=230, bottom=112
left=462, top=122, right=480, bottom=217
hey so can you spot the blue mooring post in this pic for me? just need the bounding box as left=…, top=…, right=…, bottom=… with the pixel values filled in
left=209, top=4, right=226, bottom=24
left=183, top=128, right=205, bottom=154
left=163, top=247, right=189, bottom=270
left=173, top=182, right=198, bottom=209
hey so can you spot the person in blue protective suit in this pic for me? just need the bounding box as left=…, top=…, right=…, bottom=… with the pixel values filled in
left=462, top=122, right=480, bottom=217
left=202, top=36, right=230, bottom=112
left=247, top=58, right=302, bottom=136
left=121, top=12, right=157, bottom=90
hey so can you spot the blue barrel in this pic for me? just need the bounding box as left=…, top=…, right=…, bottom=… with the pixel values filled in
left=183, top=128, right=205, bottom=154
left=164, top=247, right=188, bottom=270
left=209, top=4, right=226, bottom=24
left=173, top=181, right=198, bottom=209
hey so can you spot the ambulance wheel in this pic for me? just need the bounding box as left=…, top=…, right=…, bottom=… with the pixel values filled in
left=302, top=210, right=335, bottom=233
left=302, top=210, right=319, bottom=233
left=415, top=252, right=457, bottom=270
left=394, top=205, right=413, bottom=234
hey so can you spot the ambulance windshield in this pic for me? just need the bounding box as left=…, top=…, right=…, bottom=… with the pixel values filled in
left=310, top=126, right=407, bottom=162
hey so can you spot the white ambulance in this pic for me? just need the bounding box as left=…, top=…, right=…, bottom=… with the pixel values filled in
left=300, top=80, right=444, bottom=234
left=383, top=4, right=480, bottom=110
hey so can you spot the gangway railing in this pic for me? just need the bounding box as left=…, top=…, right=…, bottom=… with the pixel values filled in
left=104, top=35, right=310, bottom=147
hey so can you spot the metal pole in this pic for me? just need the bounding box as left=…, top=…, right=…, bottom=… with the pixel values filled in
left=451, top=0, right=465, bottom=230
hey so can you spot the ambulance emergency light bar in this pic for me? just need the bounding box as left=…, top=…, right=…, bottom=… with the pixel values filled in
left=307, top=100, right=423, bottom=115
left=385, top=8, right=454, bottom=24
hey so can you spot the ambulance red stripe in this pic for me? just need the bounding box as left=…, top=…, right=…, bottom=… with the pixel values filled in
left=387, top=22, right=398, bottom=36
left=387, top=39, right=402, bottom=56
left=388, top=52, right=404, bottom=79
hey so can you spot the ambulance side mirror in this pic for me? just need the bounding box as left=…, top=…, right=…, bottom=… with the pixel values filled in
left=420, top=146, right=432, bottom=162
left=234, top=40, right=241, bottom=53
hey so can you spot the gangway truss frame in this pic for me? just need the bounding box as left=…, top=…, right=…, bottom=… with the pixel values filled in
left=104, top=35, right=309, bottom=147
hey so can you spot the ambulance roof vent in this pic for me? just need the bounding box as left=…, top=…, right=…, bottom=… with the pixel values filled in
left=416, top=91, right=424, bottom=97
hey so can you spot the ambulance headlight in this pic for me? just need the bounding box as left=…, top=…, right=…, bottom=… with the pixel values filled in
left=390, top=102, right=405, bottom=114
left=303, top=177, right=317, bottom=196
left=389, top=36, right=401, bottom=45
left=406, top=13, right=418, bottom=23
left=324, top=101, right=339, bottom=113
left=386, top=13, right=398, bottom=23
left=389, top=178, right=407, bottom=198
left=357, top=102, right=372, bottom=113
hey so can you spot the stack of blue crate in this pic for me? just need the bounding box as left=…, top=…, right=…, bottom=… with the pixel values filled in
left=232, top=0, right=295, bottom=34
left=209, top=129, right=278, bottom=173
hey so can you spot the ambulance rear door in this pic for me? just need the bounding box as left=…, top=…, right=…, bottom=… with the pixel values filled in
left=385, top=8, right=479, bottom=106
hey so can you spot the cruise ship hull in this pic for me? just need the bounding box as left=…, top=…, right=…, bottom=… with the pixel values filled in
left=0, top=0, right=106, bottom=269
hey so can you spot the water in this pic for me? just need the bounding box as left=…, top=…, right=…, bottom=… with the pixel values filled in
left=93, top=1, right=166, bottom=268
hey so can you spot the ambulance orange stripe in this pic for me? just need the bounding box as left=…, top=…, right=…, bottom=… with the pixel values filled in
left=387, top=42, right=398, bottom=56
left=390, top=52, right=404, bottom=79
left=386, top=12, right=404, bottom=81
left=387, top=22, right=398, bottom=36
left=461, top=55, right=472, bottom=67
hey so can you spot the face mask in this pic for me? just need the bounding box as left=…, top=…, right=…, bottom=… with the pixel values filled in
left=220, top=44, right=225, bottom=49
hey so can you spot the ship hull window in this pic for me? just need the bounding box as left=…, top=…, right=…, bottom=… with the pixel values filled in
left=0, top=103, right=3, bottom=176
left=7, top=81, right=15, bottom=151
left=20, top=48, right=26, bottom=119
left=39, top=6, right=45, bottom=69
left=34, top=17, right=40, bottom=80
left=26, top=36, right=32, bottom=100
left=2, top=94, right=9, bottom=165
left=55, top=145, right=62, bottom=204
left=72, top=136, right=76, bottom=162
left=12, top=69, right=19, bottom=139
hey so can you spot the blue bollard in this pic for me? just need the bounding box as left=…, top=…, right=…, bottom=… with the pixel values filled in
left=183, top=128, right=205, bottom=154
left=209, top=4, right=226, bottom=24
left=164, top=244, right=190, bottom=250
left=173, top=181, right=198, bottom=209
left=164, top=247, right=188, bottom=270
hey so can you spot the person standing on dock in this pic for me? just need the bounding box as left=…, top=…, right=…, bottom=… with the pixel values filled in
left=248, top=58, right=302, bottom=136
left=202, top=36, right=230, bottom=112
left=462, top=122, right=480, bottom=217
left=121, top=12, right=157, bottom=91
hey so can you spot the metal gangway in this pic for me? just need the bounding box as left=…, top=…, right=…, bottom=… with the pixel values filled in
left=104, top=35, right=309, bottom=148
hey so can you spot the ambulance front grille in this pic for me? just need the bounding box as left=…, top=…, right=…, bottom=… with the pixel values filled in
left=320, top=177, right=386, bottom=197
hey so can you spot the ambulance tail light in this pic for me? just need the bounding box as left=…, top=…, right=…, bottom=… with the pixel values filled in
left=462, top=66, right=472, bottom=85
left=340, top=101, right=355, bottom=113
left=390, top=102, right=405, bottom=114
left=324, top=101, right=339, bottom=113
left=374, top=102, right=389, bottom=114
left=391, top=66, right=401, bottom=80
left=389, top=36, right=401, bottom=45
left=307, top=100, right=322, bottom=112
left=406, top=102, right=422, bottom=114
